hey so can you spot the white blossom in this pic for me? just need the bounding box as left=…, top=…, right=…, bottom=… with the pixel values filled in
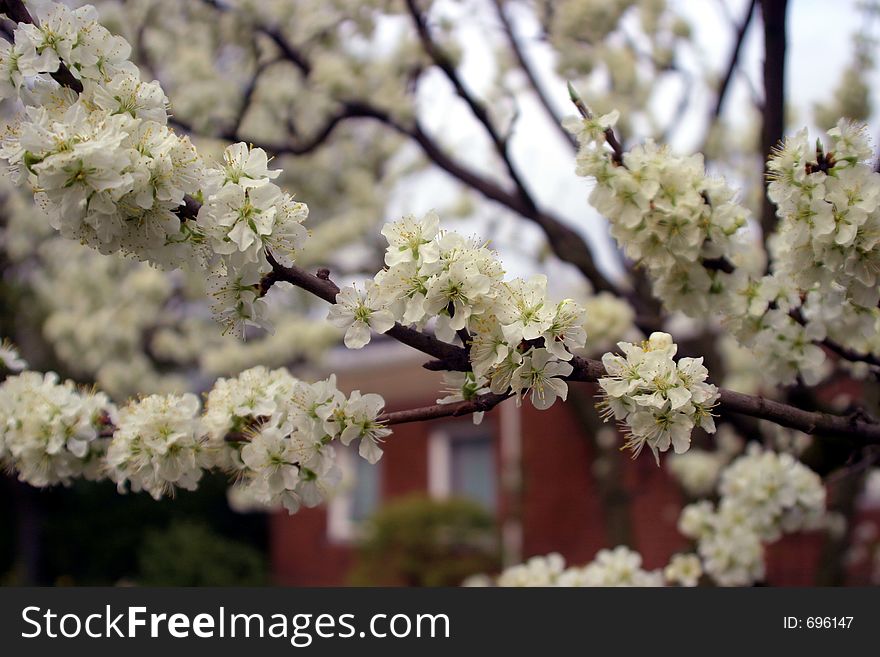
left=105, top=393, right=207, bottom=499
left=664, top=553, right=702, bottom=587
left=327, top=283, right=396, bottom=349
left=598, top=332, right=719, bottom=463
left=0, top=371, right=113, bottom=486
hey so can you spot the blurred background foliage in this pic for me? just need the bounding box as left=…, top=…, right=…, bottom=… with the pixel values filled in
left=0, top=475, right=268, bottom=585
left=349, top=495, right=500, bottom=587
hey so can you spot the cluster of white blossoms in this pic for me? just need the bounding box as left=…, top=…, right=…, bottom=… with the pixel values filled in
left=0, top=371, right=114, bottom=487
left=328, top=211, right=588, bottom=412
left=197, top=144, right=309, bottom=336
left=566, top=107, right=880, bottom=386
left=486, top=547, right=698, bottom=588
left=205, top=366, right=389, bottom=513
left=556, top=546, right=664, bottom=587
left=0, top=358, right=389, bottom=513
left=105, top=392, right=208, bottom=500
left=717, top=444, right=827, bottom=541
left=0, top=2, right=310, bottom=337
left=679, top=445, right=826, bottom=586
left=678, top=499, right=767, bottom=587
left=495, top=552, right=567, bottom=587
left=565, top=109, right=749, bottom=319
left=767, top=121, right=880, bottom=357
left=598, top=332, right=719, bottom=462
left=0, top=3, right=202, bottom=264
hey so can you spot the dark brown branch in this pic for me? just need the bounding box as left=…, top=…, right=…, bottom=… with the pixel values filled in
left=263, top=257, right=880, bottom=443
left=226, top=101, right=394, bottom=157
left=257, top=25, right=311, bottom=76
left=406, top=0, right=530, bottom=196
left=220, top=53, right=280, bottom=143
left=717, top=388, right=880, bottom=443
left=377, top=392, right=510, bottom=426
left=491, top=0, right=576, bottom=151
left=709, top=0, right=758, bottom=125
left=789, top=308, right=880, bottom=370
left=758, top=0, right=788, bottom=239
left=199, top=0, right=312, bottom=75
left=262, top=253, right=471, bottom=369
left=822, top=337, right=880, bottom=369
left=406, top=119, right=621, bottom=294
left=0, top=0, right=83, bottom=93
left=403, top=0, right=625, bottom=296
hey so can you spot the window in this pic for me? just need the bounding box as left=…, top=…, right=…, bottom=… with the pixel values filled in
left=428, top=425, right=496, bottom=512
left=327, top=445, right=382, bottom=542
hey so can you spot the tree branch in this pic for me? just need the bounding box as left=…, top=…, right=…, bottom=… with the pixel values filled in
left=491, top=0, right=577, bottom=151
left=708, top=0, right=757, bottom=127
left=403, top=0, right=624, bottom=295
left=406, top=0, right=529, bottom=194
left=377, top=392, right=511, bottom=426
left=264, top=256, right=880, bottom=443
left=821, top=337, right=880, bottom=369
left=262, top=252, right=471, bottom=370
left=758, top=0, right=788, bottom=239
left=257, top=24, right=311, bottom=76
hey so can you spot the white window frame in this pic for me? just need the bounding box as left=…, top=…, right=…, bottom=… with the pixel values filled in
left=428, top=423, right=495, bottom=507
left=327, top=445, right=380, bottom=543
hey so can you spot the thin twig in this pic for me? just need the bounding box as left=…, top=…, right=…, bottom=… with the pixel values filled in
left=377, top=392, right=511, bottom=425
left=491, top=0, right=576, bottom=151
left=706, top=0, right=757, bottom=129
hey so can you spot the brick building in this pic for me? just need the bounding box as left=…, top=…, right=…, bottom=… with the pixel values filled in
left=270, top=342, right=867, bottom=586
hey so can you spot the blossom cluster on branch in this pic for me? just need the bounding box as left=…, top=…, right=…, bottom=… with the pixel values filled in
left=328, top=210, right=587, bottom=412
left=0, top=358, right=388, bottom=514
left=566, top=106, right=880, bottom=385
left=0, top=2, right=308, bottom=337
left=768, top=124, right=880, bottom=358
left=598, top=331, right=719, bottom=462
left=679, top=445, right=826, bottom=586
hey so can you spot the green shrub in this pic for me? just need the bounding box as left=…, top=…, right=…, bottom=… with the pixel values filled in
left=137, top=519, right=267, bottom=586
left=350, top=494, right=500, bottom=587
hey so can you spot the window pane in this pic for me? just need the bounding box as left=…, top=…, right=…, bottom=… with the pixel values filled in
left=451, top=438, right=495, bottom=512
left=351, top=454, right=381, bottom=523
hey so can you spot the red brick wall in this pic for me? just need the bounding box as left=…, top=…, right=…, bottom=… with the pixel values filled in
left=518, top=402, right=608, bottom=562
left=270, top=508, right=352, bottom=586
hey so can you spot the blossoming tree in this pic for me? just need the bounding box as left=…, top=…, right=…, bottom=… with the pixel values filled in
left=1, top=0, right=878, bottom=586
